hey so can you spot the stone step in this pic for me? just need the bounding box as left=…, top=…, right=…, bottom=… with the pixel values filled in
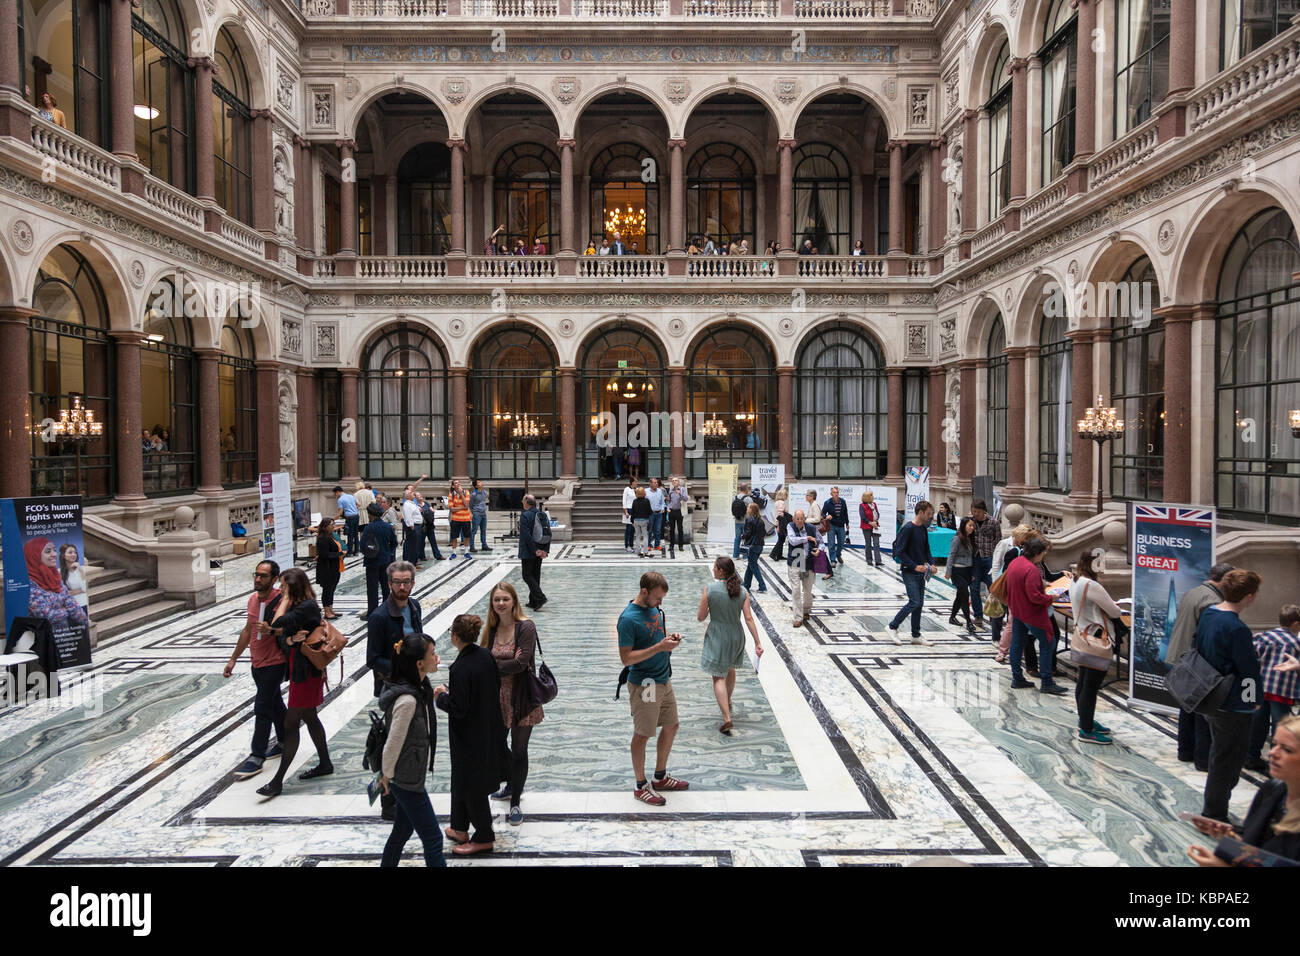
left=89, top=576, right=149, bottom=603
left=95, top=599, right=190, bottom=641
left=85, top=566, right=128, bottom=588
left=92, top=586, right=176, bottom=619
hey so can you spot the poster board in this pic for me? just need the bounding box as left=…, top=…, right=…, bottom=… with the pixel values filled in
left=259, top=472, right=294, bottom=571
left=706, top=463, right=740, bottom=546
left=904, top=466, right=931, bottom=522
left=749, top=463, right=786, bottom=531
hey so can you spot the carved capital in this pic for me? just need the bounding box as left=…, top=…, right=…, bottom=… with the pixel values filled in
left=187, top=56, right=215, bottom=72
left=667, top=138, right=687, bottom=149
left=776, top=138, right=798, bottom=150
left=887, top=138, right=907, bottom=151
left=446, top=138, right=468, bottom=152
left=334, top=138, right=357, bottom=153
left=1008, top=57, right=1029, bottom=75
left=250, top=108, right=274, bottom=121
left=556, top=138, right=576, bottom=150
left=293, top=134, right=310, bottom=149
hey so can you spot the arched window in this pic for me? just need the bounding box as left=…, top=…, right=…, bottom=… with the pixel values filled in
left=1110, top=256, right=1164, bottom=501
left=1038, top=311, right=1072, bottom=492
left=493, top=144, right=559, bottom=255
left=793, top=143, right=852, bottom=255
left=397, top=142, right=452, bottom=255
left=1215, top=208, right=1300, bottom=524
left=218, top=319, right=257, bottom=486
left=1040, top=0, right=1077, bottom=186
left=589, top=143, right=661, bottom=255
left=987, top=318, right=1009, bottom=485
left=361, top=325, right=450, bottom=481
left=1115, top=0, right=1170, bottom=136
left=578, top=327, right=667, bottom=480
left=986, top=41, right=1012, bottom=222
left=793, top=323, right=885, bottom=480
left=133, top=0, right=194, bottom=193
left=29, top=245, right=114, bottom=500
left=904, top=369, right=928, bottom=467
left=213, top=28, right=253, bottom=225
left=22, top=0, right=110, bottom=147
left=317, top=370, right=342, bottom=482
left=470, top=326, right=558, bottom=481
left=1222, top=1, right=1291, bottom=69
left=140, top=279, right=196, bottom=494
left=686, top=144, right=756, bottom=252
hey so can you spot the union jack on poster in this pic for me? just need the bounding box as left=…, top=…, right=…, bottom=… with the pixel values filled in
left=1133, top=505, right=1214, bottom=527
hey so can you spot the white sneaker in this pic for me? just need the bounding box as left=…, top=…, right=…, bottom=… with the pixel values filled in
left=911, top=635, right=931, bottom=645
left=888, top=626, right=903, bottom=645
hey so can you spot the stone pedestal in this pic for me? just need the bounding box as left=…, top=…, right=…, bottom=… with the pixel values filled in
left=154, top=506, right=218, bottom=609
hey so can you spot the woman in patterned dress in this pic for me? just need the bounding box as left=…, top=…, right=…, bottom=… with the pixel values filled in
left=480, top=581, right=543, bottom=827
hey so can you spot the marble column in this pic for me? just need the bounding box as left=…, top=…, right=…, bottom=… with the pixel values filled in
left=1073, top=0, right=1097, bottom=160
left=0, top=307, right=34, bottom=498
left=336, top=140, right=357, bottom=256
left=191, top=60, right=215, bottom=204
left=252, top=110, right=275, bottom=238
left=450, top=368, right=468, bottom=480
left=448, top=138, right=467, bottom=254
left=928, top=366, right=945, bottom=483
left=340, top=368, right=359, bottom=482
left=961, top=110, right=978, bottom=249
left=887, top=140, right=905, bottom=254
left=1157, top=304, right=1195, bottom=503
left=886, top=367, right=904, bottom=479
left=1006, top=346, right=1028, bottom=492
left=296, top=367, right=319, bottom=483
left=777, top=367, right=794, bottom=473
left=0, top=0, right=17, bottom=91
left=668, top=139, right=686, bottom=252
left=1067, top=330, right=1095, bottom=502
left=958, top=360, right=978, bottom=483
left=292, top=134, right=309, bottom=252
left=196, top=348, right=222, bottom=494
left=1168, top=0, right=1196, bottom=95
left=670, top=366, right=687, bottom=476
left=371, top=174, right=389, bottom=256
left=929, top=138, right=946, bottom=255
left=559, top=367, right=576, bottom=478
left=256, top=362, right=280, bottom=477
left=110, top=0, right=136, bottom=160
left=777, top=139, right=795, bottom=251
left=1008, top=58, right=1028, bottom=205
left=112, top=331, right=145, bottom=502
left=558, top=138, right=575, bottom=255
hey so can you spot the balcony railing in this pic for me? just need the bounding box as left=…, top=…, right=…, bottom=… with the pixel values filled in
left=300, top=0, right=934, bottom=15
left=359, top=256, right=448, bottom=278
left=793, top=0, right=891, bottom=16
left=576, top=0, right=666, bottom=14
left=970, top=217, right=1006, bottom=256
left=1189, top=32, right=1300, bottom=134
left=350, top=0, right=446, bottom=14
left=1088, top=120, right=1159, bottom=190
left=221, top=217, right=266, bottom=258
left=468, top=256, right=557, bottom=278
left=791, top=255, right=886, bottom=277
left=30, top=118, right=120, bottom=190
left=1020, top=179, right=1068, bottom=228
left=312, top=253, right=933, bottom=278
left=142, top=177, right=205, bottom=230
left=465, top=0, right=558, bottom=14
left=578, top=255, right=668, bottom=277
left=683, top=0, right=777, bottom=15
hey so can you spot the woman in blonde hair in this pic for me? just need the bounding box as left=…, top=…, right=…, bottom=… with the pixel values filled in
left=480, top=581, right=542, bottom=827
left=1189, top=713, right=1300, bottom=865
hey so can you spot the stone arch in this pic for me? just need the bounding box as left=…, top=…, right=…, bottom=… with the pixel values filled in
left=345, top=83, right=448, bottom=143
left=458, top=83, right=562, bottom=141
left=1080, top=234, right=1169, bottom=328
left=569, top=83, right=674, bottom=139
left=138, top=265, right=233, bottom=349
left=1011, top=266, right=1069, bottom=344
left=966, top=19, right=1015, bottom=109
left=791, top=84, right=901, bottom=142
left=684, top=316, right=779, bottom=369
left=460, top=314, right=560, bottom=368
left=577, top=317, right=672, bottom=369
left=24, top=232, right=134, bottom=332
left=347, top=315, right=453, bottom=369
left=963, top=292, right=1005, bottom=355
left=680, top=83, right=782, bottom=140
left=1014, top=0, right=1069, bottom=58
left=793, top=315, right=891, bottom=368
left=0, top=231, right=17, bottom=306
left=209, top=16, right=270, bottom=110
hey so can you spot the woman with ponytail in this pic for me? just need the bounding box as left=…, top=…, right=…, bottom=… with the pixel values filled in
left=697, top=556, right=763, bottom=735
left=1069, top=548, right=1125, bottom=745
left=378, top=633, right=445, bottom=867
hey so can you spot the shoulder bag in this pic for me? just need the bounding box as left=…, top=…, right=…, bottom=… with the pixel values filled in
left=1068, top=580, right=1114, bottom=671
left=526, top=623, right=558, bottom=708
left=300, top=618, right=347, bottom=685
left=1165, top=643, right=1235, bottom=716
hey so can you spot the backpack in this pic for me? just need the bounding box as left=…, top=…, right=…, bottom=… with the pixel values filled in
left=532, top=510, right=552, bottom=546
left=731, top=496, right=748, bottom=521
left=362, top=709, right=386, bottom=772
left=361, top=525, right=381, bottom=561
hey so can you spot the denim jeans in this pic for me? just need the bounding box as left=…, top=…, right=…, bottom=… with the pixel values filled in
left=826, top=524, right=846, bottom=564
left=381, top=784, right=447, bottom=867
left=471, top=511, right=488, bottom=549
left=1009, top=618, right=1055, bottom=686
left=1249, top=700, right=1292, bottom=758
left=743, top=544, right=767, bottom=591
left=344, top=514, right=360, bottom=555
left=1203, top=710, right=1253, bottom=821
left=250, top=662, right=286, bottom=759
left=732, top=522, right=745, bottom=558
left=624, top=521, right=634, bottom=548
left=865, top=531, right=882, bottom=566
left=424, top=525, right=443, bottom=559
left=889, top=570, right=927, bottom=637
left=650, top=511, right=664, bottom=548
left=970, top=555, right=992, bottom=619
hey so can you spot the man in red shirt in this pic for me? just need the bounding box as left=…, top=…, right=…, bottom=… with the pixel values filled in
left=1004, top=536, right=1066, bottom=695
left=224, top=561, right=287, bottom=779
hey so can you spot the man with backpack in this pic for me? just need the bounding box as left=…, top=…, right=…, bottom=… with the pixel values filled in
left=731, top=483, right=752, bottom=558
left=360, top=502, right=398, bottom=618
left=367, top=560, right=423, bottom=822
left=519, top=493, right=551, bottom=610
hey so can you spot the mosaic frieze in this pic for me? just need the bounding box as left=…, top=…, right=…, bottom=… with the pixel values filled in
left=348, top=44, right=895, bottom=64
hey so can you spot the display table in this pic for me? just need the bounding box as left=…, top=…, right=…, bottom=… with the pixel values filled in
left=928, top=527, right=956, bottom=562
left=1049, top=575, right=1132, bottom=687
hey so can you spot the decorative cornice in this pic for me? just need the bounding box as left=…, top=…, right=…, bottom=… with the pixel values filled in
left=352, top=291, right=892, bottom=309
left=345, top=42, right=898, bottom=66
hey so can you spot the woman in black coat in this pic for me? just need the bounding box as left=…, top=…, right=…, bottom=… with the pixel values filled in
left=435, top=613, right=509, bottom=857
left=315, top=517, right=342, bottom=620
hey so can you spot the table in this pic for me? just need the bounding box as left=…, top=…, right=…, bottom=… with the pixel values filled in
left=928, top=527, right=956, bottom=562
left=1050, top=577, right=1132, bottom=688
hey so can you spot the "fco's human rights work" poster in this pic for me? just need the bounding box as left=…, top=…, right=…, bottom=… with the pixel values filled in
left=1129, top=504, right=1216, bottom=714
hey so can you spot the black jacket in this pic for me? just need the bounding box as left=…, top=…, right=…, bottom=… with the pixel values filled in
left=265, top=598, right=323, bottom=684
left=518, top=507, right=552, bottom=561
left=316, top=531, right=341, bottom=586
left=741, top=514, right=765, bottom=549
left=361, top=518, right=397, bottom=566
left=1241, top=779, right=1300, bottom=862
left=367, top=595, right=423, bottom=696
left=436, top=642, right=510, bottom=798
left=485, top=618, right=538, bottom=728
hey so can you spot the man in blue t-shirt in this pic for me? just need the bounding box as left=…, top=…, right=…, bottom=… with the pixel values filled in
left=617, top=571, right=687, bottom=806
left=334, top=485, right=360, bottom=555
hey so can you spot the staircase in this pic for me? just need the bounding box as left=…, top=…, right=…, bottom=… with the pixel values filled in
left=569, top=481, right=633, bottom=540
left=86, top=566, right=188, bottom=643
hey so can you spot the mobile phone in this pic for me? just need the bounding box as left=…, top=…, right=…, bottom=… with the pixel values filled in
left=1179, top=811, right=1230, bottom=831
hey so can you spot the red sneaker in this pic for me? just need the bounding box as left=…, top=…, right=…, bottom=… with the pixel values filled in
left=633, top=785, right=666, bottom=806
left=651, top=773, right=689, bottom=792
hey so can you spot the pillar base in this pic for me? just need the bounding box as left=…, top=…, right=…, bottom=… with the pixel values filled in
left=204, top=208, right=223, bottom=234
left=0, top=92, right=34, bottom=140
left=119, top=162, right=146, bottom=197
left=555, top=252, right=577, bottom=277
left=445, top=253, right=466, bottom=277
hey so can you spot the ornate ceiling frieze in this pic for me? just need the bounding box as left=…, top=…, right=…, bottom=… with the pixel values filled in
left=347, top=43, right=896, bottom=65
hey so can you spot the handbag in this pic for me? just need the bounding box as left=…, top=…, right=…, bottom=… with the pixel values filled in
left=1165, top=646, right=1235, bottom=716
left=1068, top=581, right=1115, bottom=671
left=526, top=625, right=558, bottom=708
left=811, top=549, right=832, bottom=575
left=988, top=570, right=1010, bottom=604
left=982, top=595, right=1005, bottom=619
left=300, top=619, right=347, bottom=685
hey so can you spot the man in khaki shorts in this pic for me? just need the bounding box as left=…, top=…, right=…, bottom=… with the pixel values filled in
left=617, top=571, right=688, bottom=805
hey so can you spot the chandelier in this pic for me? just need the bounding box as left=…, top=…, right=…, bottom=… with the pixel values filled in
left=702, top=416, right=728, bottom=438
left=822, top=420, right=839, bottom=440
left=512, top=414, right=541, bottom=439
left=604, top=205, right=647, bottom=240
left=606, top=376, right=654, bottom=400
left=45, top=395, right=104, bottom=441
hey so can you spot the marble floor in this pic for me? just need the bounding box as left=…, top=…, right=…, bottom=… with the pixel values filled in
left=0, top=538, right=1268, bottom=867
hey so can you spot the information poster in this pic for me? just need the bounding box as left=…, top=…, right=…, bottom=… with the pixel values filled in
left=1, top=496, right=92, bottom=669
left=1129, top=504, right=1216, bottom=714
left=706, top=463, right=739, bottom=546
left=749, top=463, right=786, bottom=532
left=259, top=472, right=294, bottom=571
left=788, top=482, right=885, bottom=550
left=904, top=465, right=931, bottom=522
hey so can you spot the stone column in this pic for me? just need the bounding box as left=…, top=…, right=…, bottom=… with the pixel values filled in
left=958, top=360, right=978, bottom=483
left=292, top=134, right=309, bottom=250
left=110, top=0, right=136, bottom=160
left=296, top=367, right=319, bottom=483
left=777, top=139, right=796, bottom=250
left=670, top=366, right=687, bottom=477
left=448, top=138, right=467, bottom=254
left=1157, top=304, right=1194, bottom=503
left=668, top=139, right=686, bottom=252
left=559, top=367, right=576, bottom=478
left=1073, top=0, right=1096, bottom=160
left=777, top=367, right=794, bottom=473
left=928, top=366, right=945, bottom=482
left=929, top=138, right=946, bottom=255
left=191, top=60, right=216, bottom=204
left=450, top=368, right=469, bottom=480
left=196, top=348, right=222, bottom=494
left=371, top=173, right=388, bottom=256
left=0, top=307, right=34, bottom=499
left=1067, top=330, right=1095, bottom=503
left=960, top=110, right=978, bottom=253
left=256, top=361, right=280, bottom=476
left=252, top=109, right=275, bottom=239
left=336, top=139, right=357, bottom=256
left=887, top=139, right=905, bottom=254
left=886, top=366, right=905, bottom=480
left=1005, top=346, right=1028, bottom=493
left=558, top=138, right=575, bottom=255
left=112, top=331, right=145, bottom=502
left=0, top=0, right=17, bottom=91
left=1008, top=57, right=1028, bottom=206
left=1168, top=0, right=1196, bottom=95
left=340, top=367, right=359, bottom=482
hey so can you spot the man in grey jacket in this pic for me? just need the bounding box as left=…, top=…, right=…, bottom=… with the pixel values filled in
left=1165, top=562, right=1233, bottom=771
left=785, top=510, right=823, bottom=629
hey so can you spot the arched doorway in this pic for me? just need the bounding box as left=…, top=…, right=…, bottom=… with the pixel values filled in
left=793, top=322, right=887, bottom=479
left=1110, top=255, right=1164, bottom=500
left=470, top=325, right=559, bottom=482
left=493, top=143, right=559, bottom=255
left=686, top=143, right=756, bottom=252
left=687, top=325, right=775, bottom=480
left=360, top=324, right=451, bottom=482
left=589, top=142, right=660, bottom=255
left=793, top=143, right=852, bottom=255
left=578, top=326, right=667, bottom=480
left=141, top=279, right=196, bottom=493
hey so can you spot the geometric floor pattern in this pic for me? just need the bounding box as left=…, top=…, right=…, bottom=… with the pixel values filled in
left=0, top=539, right=1268, bottom=866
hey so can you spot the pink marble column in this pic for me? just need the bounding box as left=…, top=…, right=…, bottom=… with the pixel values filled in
left=450, top=367, right=468, bottom=480
left=196, top=348, right=222, bottom=494
left=1005, top=347, right=1028, bottom=492
left=670, top=367, right=687, bottom=476
left=777, top=367, right=794, bottom=471
left=886, top=367, right=904, bottom=479
left=929, top=137, right=946, bottom=255
left=777, top=139, right=796, bottom=251
left=110, top=0, right=136, bottom=160
left=340, top=368, right=360, bottom=482
left=192, top=59, right=215, bottom=203
left=1067, top=330, right=1095, bottom=501
left=887, top=139, right=905, bottom=254
left=256, top=362, right=280, bottom=477
left=559, top=367, right=576, bottom=478
left=668, top=139, right=686, bottom=252
left=371, top=173, right=388, bottom=255
left=558, top=138, right=575, bottom=255
left=0, top=0, right=18, bottom=90
left=1008, top=57, right=1028, bottom=205
left=0, top=307, right=35, bottom=499
left=960, top=109, right=978, bottom=252
left=112, top=331, right=145, bottom=502
left=296, top=367, right=319, bottom=483
left=1155, top=304, right=1196, bottom=503
left=252, top=109, right=275, bottom=237
left=448, top=138, right=466, bottom=254
left=958, top=360, right=978, bottom=483
left=928, top=367, right=945, bottom=482
left=1168, top=0, right=1196, bottom=95
left=1072, top=0, right=1096, bottom=160
left=336, top=139, right=357, bottom=256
